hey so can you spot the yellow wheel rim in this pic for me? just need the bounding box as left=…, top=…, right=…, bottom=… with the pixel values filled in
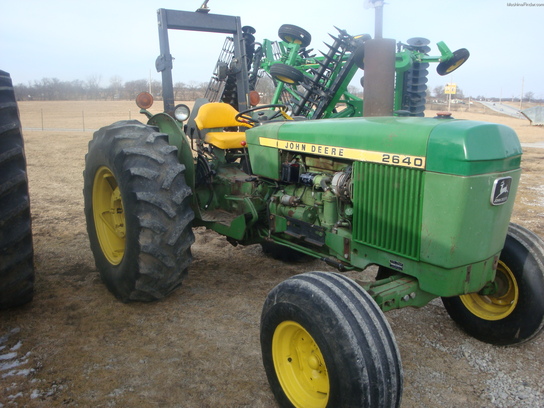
left=276, top=75, right=296, bottom=84
left=284, top=35, right=302, bottom=45
left=92, top=166, right=126, bottom=265
left=446, top=57, right=467, bottom=73
left=460, top=260, right=519, bottom=321
left=272, top=321, right=329, bottom=408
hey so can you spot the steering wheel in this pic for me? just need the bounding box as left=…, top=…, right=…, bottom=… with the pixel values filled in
left=235, top=104, right=289, bottom=125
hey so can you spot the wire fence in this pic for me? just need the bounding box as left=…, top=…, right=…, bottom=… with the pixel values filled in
left=17, top=101, right=158, bottom=134
left=22, top=108, right=137, bottom=133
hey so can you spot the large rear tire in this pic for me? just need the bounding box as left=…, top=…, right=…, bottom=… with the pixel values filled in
left=442, top=223, right=544, bottom=345
left=0, top=70, right=34, bottom=309
left=261, top=271, right=402, bottom=408
left=83, top=120, right=194, bottom=302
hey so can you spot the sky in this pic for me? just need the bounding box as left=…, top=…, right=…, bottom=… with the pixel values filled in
left=1, top=0, right=543, bottom=99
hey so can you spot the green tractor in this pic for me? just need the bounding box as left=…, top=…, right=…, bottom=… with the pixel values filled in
left=83, top=5, right=544, bottom=408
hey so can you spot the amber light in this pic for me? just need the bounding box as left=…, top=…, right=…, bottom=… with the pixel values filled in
left=249, top=90, right=260, bottom=106
left=136, top=92, right=154, bottom=109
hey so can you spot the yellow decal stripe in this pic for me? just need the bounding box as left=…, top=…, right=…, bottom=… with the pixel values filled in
left=259, top=137, right=426, bottom=169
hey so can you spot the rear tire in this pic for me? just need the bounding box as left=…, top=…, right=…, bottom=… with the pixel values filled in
left=0, top=70, right=34, bottom=309
left=83, top=120, right=195, bottom=302
left=442, top=223, right=544, bottom=345
left=261, top=271, right=402, bottom=408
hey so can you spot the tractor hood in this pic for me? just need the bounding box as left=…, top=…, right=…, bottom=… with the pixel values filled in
left=246, top=117, right=521, bottom=179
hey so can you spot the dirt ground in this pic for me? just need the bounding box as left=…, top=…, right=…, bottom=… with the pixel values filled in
left=1, top=101, right=543, bottom=407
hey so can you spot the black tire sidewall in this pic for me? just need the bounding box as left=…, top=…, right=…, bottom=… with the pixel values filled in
left=443, top=231, right=544, bottom=345
left=261, top=274, right=391, bottom=407
left=270, top=64, right=304, bottom=84
left=83, top=126, right=141, bottom=298
left=0, top=70, right=35, bottom=309
left=261, top=300, right=343, bottom=408
left=278, top=24, right=312, bottom=48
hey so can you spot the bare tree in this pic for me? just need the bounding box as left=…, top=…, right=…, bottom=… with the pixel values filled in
left=108, top=76, right=123, bottom=100
left=256, top=75, right=276, bottom=104
left=433, top=85, right=445, bottom=99
left=124, top=79, right=148, bottom=99
left=174, top=82, right=187, bottom=100
left=87, top=75, right=102, bottom=99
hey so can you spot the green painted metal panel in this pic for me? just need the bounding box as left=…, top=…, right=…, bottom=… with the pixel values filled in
left=246, top=122, right=283, bottom=179
left=247, top=117, right=522, bottom=179
left=420, top=169, right=520, bottom=268
left=352, top=161, right=424, bottom=259
left=148, top=113, right=195, bottom=190
left=427, top=120, right=522, bottom=175
left=337, top=228, right=498, bottom=298
left=270, top=117, right=435, bottom=157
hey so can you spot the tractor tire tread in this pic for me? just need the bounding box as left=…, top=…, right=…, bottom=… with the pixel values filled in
left=261, top=271, right=402, bottom=407
left=0, top=69, right=35, bottom=309
left=84, top=120, right=194, bottom=302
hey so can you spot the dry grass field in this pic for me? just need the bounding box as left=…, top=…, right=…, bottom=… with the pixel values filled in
left=1, top=100, right=543, bottom=407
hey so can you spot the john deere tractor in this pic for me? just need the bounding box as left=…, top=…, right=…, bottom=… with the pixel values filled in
left=83, top=5, right=544, bottom=408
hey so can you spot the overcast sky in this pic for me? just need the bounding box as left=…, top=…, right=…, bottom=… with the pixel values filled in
left=2, top=0, right=542, bottom=99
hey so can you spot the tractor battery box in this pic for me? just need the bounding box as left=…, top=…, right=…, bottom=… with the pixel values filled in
left=281, top=162, right=300, bottom=183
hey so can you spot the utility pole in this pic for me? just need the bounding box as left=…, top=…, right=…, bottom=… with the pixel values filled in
left=374, top=0, right=384, bottom=39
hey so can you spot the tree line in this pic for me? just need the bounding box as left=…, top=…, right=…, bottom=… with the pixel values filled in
left=13, top=76, right=540, bottom=104
left=12, top=74, right=306, bottom=103
left=13, top=76, right=214, bottom=101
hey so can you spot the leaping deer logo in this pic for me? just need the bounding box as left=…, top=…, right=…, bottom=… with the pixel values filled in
left=496, top=180, right=509, bottom=199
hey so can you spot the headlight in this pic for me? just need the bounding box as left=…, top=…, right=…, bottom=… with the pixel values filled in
left=174, top=104, right=190, bottom=121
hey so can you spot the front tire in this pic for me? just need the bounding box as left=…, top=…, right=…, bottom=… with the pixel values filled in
left=442, top=223, right=544, bottom=345
left=83, top=121, right=195, bottom=302
left=261, top=271, right=402, bottom=408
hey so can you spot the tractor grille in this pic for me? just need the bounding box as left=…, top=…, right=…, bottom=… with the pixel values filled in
left=352, top=162, right=424, bottom=260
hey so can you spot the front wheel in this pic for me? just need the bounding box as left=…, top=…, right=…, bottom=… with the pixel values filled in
left=261, top=271, right=403, bottom=408
left=442, top=223, right=544, bottom=345
left=83, top=121, right=195, bottom=302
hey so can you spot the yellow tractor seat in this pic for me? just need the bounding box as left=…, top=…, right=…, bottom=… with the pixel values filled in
left=194, top=103, right=251, bottom=150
